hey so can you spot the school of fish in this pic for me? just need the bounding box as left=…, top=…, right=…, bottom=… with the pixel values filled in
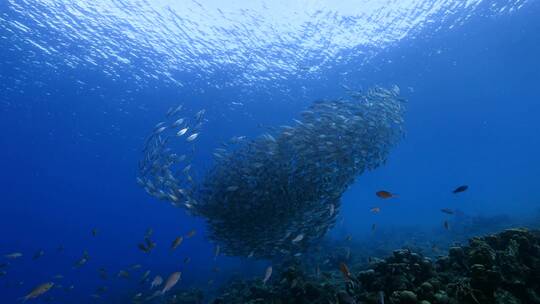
left=137, top=86, right=405, bottom=258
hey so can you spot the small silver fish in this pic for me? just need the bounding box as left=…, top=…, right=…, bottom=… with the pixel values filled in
left=161, top=272, right=181, bottom=294
left=176, top=128, right=188, bottom=136
left=186, top=133, right=199, bottom=142
left=291, top=234, right=304, bottom=243
left=263, top=266, right=272, bottom=285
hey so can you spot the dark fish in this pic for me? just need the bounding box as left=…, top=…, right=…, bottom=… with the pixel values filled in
left=443, top=220, right=449, bottom=230
left=339, top=262, right=352, bottom=281
left=452, top=185, right=468, bottom=194
left=440, top=208, right=454, bottom=215
left=376, top=190, right=397, bottom=199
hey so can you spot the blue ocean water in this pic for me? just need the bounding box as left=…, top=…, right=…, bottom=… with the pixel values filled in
left=0, top=0, right=539, bottom=302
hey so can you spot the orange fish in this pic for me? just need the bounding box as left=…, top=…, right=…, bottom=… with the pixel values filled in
left=370, top=207, right=381, bottom=213
left=376, top=190, right=397, bottom=199
left=339, top=262, right=352, bottom=281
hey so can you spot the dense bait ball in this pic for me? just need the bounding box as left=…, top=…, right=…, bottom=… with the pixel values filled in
left=138, top=86, right=405, bottom=259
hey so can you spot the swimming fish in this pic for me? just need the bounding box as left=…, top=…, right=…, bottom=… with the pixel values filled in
left=370, top=207, right=381, bottom=213
left=117, top=270, right=130, bottom=279
left=376, top=190, right=397, bottom=199
left=263, top=266, right=272, bottom=285
left=214, top=245, right=220, bottom=259
left=339, top=262, right=352, bottom=281
left=32, top=250, right=44, bottom=260
left=91, top=228, right=98, bottom=237
left=291, top=234, right=304, bottom=243
left=186, top=133, right=199, bottom=142
left=371, top=224, right=377, bottom=232
left=4, top=252, right=23, bottom=259
left=177, top=128, right=188, bottom=137
left=150, top=275, right=163, bottom=289
left=98, top=268, right=108, bottom=280
left=452, top=185, right=468, bottom=194
left=186, top=230, right=196, bottom=238
left=74, top=251, right=89, bottom=268
left=171, top=236, right=183, bottom=250
left=441, top=208, right=454, bottom=215
left=140, top=270, right=151, bottom=283
left=184, top=257, right=191, bottom=264
left=444, top=220, right=450, bottom=230
left=329, top=204, right=335, bottom=216
left=345, top=235, right=352, bottom=241
left=161, top=272, right=181, bottom=294
left=21, top=282, right=54, bottom=302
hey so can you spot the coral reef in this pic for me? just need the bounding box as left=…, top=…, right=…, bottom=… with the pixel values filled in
left=209, top=228, right=540, bottom=304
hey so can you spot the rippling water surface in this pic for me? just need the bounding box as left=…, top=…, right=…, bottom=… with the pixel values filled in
left=1, top=0, right=529, bottom=89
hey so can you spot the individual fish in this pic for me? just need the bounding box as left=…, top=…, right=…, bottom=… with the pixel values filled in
left=379, top=291, right=385, bottom=304
left=21, top=282, right=54, bottom=302
left=186, top=230, right=196, bottom=238
left=52, top=274, right=64, bottom=280
left=339, top=262, right=352, bottom=281
left=443, top=220, right=450, bottom=230
left=345, top=235, right=352, bottom=241
left=98, top=268, right=108, bottom=280
left=183, top=257, right=191, bottom=264
left=117, top=270, right=130, bottom=279
left=176, top=127, right=188, bottom=136
left=4, top=252, right=23, bottom=259
left=171, top=236, right=184, bottom=250
left=74, top=251, right=89, bottom=268
left=186, top=133, right=199, bottom=142
left=214, top=245, right=220, bottom=259
left=91, top=228, right=98, bottom=237
left=150, top=275, right=163, bottom=289
left=376, top=190, right=397, bottom=199
left=32, top=250, right=44, bottom=260
left=291, top=234, right=304, bottom=243
left=154, top=126, right=167, bottom=134
left=370, top=207, right=381, bottom=213
left=161, top=272, right=181, bottom=294
left=130, top=264, right=142, bottom=270
left=441, top=208, right=454, bottom=215
left=453, top=185, right=468, bottom=194
left=262, top=266, right=272, bottom=285
left=329, top=204, right=335, bottom=216
left=167, top=104, right=183, bottom=117
left=140, top=270, right=151, bottom=283
left=0, top=263, right=9, bottom=268
left=371, top=223, right=377, bottom=232
left=171, top=118, right=185, bottom=127
left=0, top=270, right=6, bottom=277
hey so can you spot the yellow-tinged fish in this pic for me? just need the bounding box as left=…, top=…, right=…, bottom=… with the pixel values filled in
left=161, top=272, right=181, bottom=294
left=171, top=236, right=183, bottom=250
left=21, top=282, right=54, bottom=302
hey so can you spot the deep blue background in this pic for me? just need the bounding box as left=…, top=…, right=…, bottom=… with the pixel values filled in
left=1, top=1, right=539, bottom=302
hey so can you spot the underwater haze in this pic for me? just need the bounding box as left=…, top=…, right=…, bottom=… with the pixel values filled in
left=1, top=0, right=539, bottom=303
